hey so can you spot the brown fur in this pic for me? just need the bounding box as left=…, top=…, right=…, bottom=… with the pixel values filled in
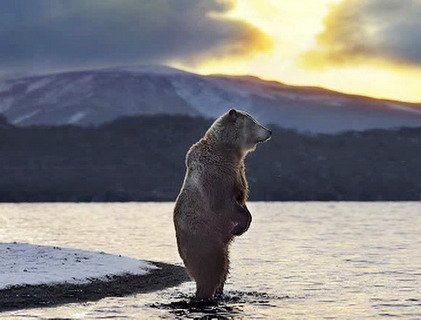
left=173, top=109, right=271, bottom=299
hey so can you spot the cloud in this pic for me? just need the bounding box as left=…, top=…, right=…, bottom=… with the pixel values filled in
left=300, top=0, right=421, bottom=69
left=0, top=0, right=271, bottom=74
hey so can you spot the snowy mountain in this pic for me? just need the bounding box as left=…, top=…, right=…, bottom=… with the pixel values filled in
left=0, top=65, right=420, bottom=132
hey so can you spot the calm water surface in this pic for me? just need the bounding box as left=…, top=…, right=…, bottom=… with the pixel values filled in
left=0, top=202, right=420, bottom=319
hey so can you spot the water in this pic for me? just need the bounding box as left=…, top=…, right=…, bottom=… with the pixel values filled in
left=0, top=202, right=420, bottom=319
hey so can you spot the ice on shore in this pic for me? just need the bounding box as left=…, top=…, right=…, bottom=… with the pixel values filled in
left=0, top=243, right=157, bottom=290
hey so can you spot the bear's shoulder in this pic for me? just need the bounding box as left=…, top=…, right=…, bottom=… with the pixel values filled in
left=186, top=138, right=209, bottom=167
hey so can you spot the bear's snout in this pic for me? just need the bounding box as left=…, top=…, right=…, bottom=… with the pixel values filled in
left=257, top=128, right=272, bottom=143
left=263, top=130, right=272, bottom=141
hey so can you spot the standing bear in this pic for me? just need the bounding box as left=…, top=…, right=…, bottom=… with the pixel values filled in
left=173, top=109, right=272, bottom=300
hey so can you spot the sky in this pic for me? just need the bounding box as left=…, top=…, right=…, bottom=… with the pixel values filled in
left=0, top=0, right=420, bottom=102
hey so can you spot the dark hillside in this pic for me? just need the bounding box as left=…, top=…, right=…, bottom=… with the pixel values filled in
left=0, top=115, right=420, bottom=201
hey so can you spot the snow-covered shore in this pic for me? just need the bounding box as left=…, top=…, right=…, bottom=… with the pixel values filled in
left=0, top=243, right=156, bottom=289
left=0, top=243, right=189, bottom=312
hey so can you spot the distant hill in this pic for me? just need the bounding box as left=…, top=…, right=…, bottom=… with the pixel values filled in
left=0, top=115, right=420, bottom=202
left=0, top=65, right=420, bottom=133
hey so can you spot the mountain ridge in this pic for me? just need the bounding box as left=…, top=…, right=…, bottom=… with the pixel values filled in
left=0, top=65, right=420, bottom=132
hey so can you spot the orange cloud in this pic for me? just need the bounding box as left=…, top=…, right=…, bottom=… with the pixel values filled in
left=300, top=0, right=421, bottom=70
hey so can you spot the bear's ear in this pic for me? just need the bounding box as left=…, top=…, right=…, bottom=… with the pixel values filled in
left=229, top=109, right=237, bottom=119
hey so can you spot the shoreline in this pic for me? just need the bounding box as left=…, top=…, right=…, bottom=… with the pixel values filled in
left=0, top=261, right=189, bottom=312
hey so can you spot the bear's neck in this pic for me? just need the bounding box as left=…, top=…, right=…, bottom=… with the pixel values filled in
left=203, top=138, right=245, bottom=165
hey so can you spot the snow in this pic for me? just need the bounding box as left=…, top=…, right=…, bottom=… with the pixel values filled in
left=26, top=77, right=54, bottom=93
left=385, top=102, right=421, bottom=115
left=36, top=75, right=94, bottom=106
left=171, top=77, right=231, bottom=117
left=12, top=110, right=40, bottom=124
left=68, top=111, right=87, bottom=124
left=0, top=81, right=13, bottom=93
left=0, top=97, right=14, bottom=112
left=109, top=65, right=190, bottom=75
left=327, top=100, right=345, bottom=107
left=0, top=243, right=157, bottom=290
left=208, top=77, right=276, bottom=100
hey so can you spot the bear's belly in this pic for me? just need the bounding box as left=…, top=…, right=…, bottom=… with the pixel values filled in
left=174, top=191, right=233, bottom=243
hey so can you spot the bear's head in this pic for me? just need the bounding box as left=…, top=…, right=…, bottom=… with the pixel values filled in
left=206, top=109, right=272, bottom=154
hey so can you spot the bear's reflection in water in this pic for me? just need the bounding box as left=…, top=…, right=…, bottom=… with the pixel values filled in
left=150, top=291, right=290, bottom=319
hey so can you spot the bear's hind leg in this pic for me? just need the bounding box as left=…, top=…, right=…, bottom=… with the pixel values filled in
left=214, top=274, right=227, bottom=297
left=185, top=240, right=228, bottom=300
left=195, top=282, right=218, bottom=300
left=215, top=256, right=229, bottom=297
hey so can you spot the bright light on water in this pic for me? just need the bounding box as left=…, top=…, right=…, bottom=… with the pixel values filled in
left=0, top=202, right=420, bottom=319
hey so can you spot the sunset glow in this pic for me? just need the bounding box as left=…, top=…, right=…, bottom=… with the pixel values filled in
left=174, top=0, right=421, bottom=103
